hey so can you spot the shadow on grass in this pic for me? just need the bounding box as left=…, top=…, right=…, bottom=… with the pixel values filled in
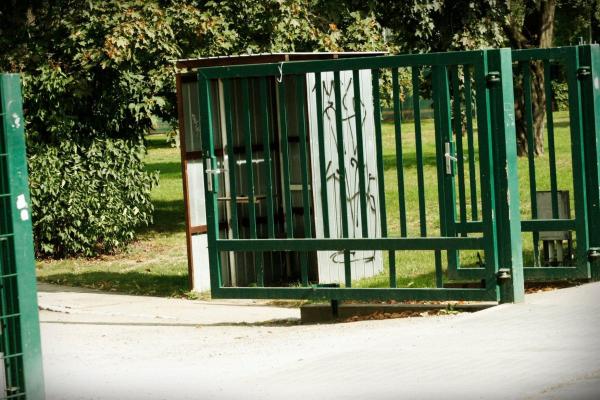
left=355, top=270, right=440, bottom=289
left=38, top=271, right=190, bottom=298
left=145, top=161, right=183, bottom=179
left=142, top=199, right=186, bottom=234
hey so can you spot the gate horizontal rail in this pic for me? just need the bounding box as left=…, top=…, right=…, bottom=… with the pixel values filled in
left=214, top=287, right=498, bottom=302
left=197, top=50, right=487, bottom=79
left=216, top=238, right=485, bottom=252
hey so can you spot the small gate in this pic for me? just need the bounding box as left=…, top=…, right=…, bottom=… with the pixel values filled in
left=0, top=74, right=44, bottom=400
left=447, top=45, right=600, bottom=282
left=197, top=49, right=524, bottom=303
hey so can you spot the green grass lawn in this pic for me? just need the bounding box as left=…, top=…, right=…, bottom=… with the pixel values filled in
left=36, top=111, right=574, bottom=296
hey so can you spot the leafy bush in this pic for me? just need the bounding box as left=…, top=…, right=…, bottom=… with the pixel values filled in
left=28, top=138, right=158, bottom=257
left=1, top=1, right=175, bottom=257
left=551, top=81, right=569, bottom=111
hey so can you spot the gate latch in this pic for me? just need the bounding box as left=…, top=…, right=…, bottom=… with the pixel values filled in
left=205, top=159, right=227, bottom=192
left=444, top=142, right=457, bottom=175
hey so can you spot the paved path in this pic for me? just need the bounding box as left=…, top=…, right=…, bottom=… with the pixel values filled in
left=38, top=283, right=600, bottom=400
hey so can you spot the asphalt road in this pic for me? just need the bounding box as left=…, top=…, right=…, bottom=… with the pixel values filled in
left=38, top=282, right=600, bottom=400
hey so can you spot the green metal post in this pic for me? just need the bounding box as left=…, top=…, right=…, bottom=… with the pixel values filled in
left=0, top=73, right=45, bottom=399
left=486, top=49, right=525, bottom=303
left=579, top=45, right=600, bottom=280
left=565, top=48, right=590, bottom=279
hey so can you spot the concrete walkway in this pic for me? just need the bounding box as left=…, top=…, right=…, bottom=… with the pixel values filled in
left=39, top=282, right=600, bottom=400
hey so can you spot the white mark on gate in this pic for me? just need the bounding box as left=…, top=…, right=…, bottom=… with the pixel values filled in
left=595, top=77, right=599, bottom=90
left=11, top=113, right=21, bottom=129
left=16, top=194, right=27, bottom=210
left=20, top=209, right=29, bottom=221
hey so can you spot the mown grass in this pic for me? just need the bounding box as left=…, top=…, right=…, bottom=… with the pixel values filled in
left=36, top=111, right=574, bottom=295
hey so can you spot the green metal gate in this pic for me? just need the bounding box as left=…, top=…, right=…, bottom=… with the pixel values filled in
left=447, top=45, right=600, bottom=282
left=0, top=74, right=44, bottom=399
left=198, top=49, right=524, bottom=303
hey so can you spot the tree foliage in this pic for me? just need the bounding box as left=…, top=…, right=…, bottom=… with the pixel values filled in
left=0, top=0, right=388, bottom=257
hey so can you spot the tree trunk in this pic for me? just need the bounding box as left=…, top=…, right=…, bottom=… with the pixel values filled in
left=505, top=0, right=556, bottom=156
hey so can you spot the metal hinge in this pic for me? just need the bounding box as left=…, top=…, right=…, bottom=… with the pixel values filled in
left=497, top=268, right=511, bottom=281
left=577, top=66, right=591, bottom=80
left=205, top=159, right=227, bottom=192
left=444, top=142, right=457, bottom=175
left=588, top=248, right=600, bottom=262
left=486, top=71, right=501, bottom=86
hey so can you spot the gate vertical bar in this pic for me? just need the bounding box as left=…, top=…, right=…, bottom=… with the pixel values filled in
left=334, top=71, right=351, bottom=286
left=198, top=72, right=222, bottom=293
left=277, top=80, right=294, bottom=238
left=392, top=68, right=407, bottom=237
left=486, top=49, right=525, bottom=303
left=223, top=80, right=239, bottom=239
left=1, top=73, right=45, bottom=399
left=315, top=72, right=330, bottom=238
left=353, top=70, right=369, bottom=238
left=464, top=66, right=479, bottom=221
left=372, top=69, right=396, bottom=287
left=296, top=75, right=311, bottom=286
left=432, top=65, right=458, bottom=285
left=259, top=77, right=275, bottom=239
left=241, top=79, right=264, bottom=286
left=543, top=61, right=560, bottom=219
left=451, top=66, right=468, bottom=235
left=412, top=67, right=428, bottom=237
left=522, top=63, right=540, bottom=267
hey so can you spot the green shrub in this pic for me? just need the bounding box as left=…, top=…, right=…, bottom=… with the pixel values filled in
left=551, top=81, right=569, bottom=111
left=28, top=139, right=158, bottom=257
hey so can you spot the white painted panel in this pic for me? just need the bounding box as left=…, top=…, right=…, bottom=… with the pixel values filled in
left=307, top=70, right=383, bottom=284
left=187, top=160, right=207, bottom=227
left=191, top=234, right=211, bottom=292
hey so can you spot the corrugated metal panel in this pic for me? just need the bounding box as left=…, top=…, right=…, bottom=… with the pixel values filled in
left=307, top=70, right=384, bottom=283
left=181, top=81, right=202, bottom=152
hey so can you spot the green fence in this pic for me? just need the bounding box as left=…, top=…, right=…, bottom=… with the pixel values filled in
left=197, top=48, right=524, bottom=303
left=0, top=74, right=44, bottom=400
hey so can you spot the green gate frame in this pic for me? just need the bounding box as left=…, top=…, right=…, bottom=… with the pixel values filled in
left=197, top=48, right=524, bottom=304
left=0, top=74, right=45, bottom=400
left=448, top=45, right=600, bottom=282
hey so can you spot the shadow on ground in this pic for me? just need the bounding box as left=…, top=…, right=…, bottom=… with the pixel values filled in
left=38, top=271, right=190, bottom=298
